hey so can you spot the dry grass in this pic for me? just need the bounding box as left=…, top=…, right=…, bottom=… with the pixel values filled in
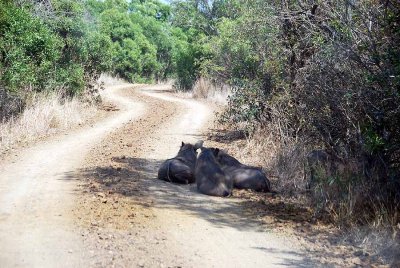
left=98, top=73, right=127, bottom=86
left=221, top=126, right=400, bottom=266
left=168, top=78, right=230, bottom=104
left=240, top=126, right=399, bottom=226
left=232, top=127, right=308, bottom=195
left=191, top=77, right=231, bottom=104
left=0, top=91, right=97, bottom=154
left=342, top=226, right=400, bottom=266
left=158, top=78, right=175, bottom=86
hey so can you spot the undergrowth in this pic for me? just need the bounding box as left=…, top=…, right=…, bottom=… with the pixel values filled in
left=0, top=90, right=97, bottom=154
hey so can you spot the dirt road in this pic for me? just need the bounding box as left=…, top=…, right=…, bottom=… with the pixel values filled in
left=0, top=84, right=310, bottom=267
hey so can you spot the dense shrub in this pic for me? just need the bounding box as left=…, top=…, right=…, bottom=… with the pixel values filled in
left=1, top=0, right=188, bottom=96
left=0, top=0, right=113, bottom=97
left=188, top=0, right=400, bottom=226
left=0, top=1, right=62, bottom=92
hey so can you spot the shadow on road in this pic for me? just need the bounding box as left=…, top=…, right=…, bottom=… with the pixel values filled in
left=66, top=155, right=354, bottom=267
left=69, top=156, right=265, bottom=232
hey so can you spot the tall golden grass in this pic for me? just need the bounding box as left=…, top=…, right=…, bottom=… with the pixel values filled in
left=97, top=73, right=127, bottom=86
left=191, top=77, right=231, bottom=104
left=0, top=91, right=97, bottom=153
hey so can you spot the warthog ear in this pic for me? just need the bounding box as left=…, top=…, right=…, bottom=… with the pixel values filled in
left=211, top=148, right=220, bottom=156
left=181, top=141, right=185, bottom=147
left=194, top=140, right=204, bottom=150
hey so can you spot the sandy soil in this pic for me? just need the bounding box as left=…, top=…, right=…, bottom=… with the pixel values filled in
left=0, top=84, right=387, bottom=267
left=71, top=85, right=310, bottom=267
left=0, top=85, right=144, bottom=267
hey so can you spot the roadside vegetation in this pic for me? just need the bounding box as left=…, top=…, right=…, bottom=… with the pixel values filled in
left=0, top=90, right=97, bottom=154
left=0, top=0, right=194, bottom=151
left=0, top=0, right=195, bottom=108
left=175, top=0, right=400, bottom=227
left=169, top=0, right=400, bottom=263
left=1, top=0, right=399, bottom=263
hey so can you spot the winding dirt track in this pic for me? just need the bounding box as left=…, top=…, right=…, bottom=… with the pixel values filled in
left=0, top=84, right=308, bottom=267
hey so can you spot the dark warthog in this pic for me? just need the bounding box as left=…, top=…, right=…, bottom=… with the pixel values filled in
left=212, top=149, right=271, bottom=192
left=195, top=147, right=233, bottom=197
left=158, top=141, right=203, bottom=184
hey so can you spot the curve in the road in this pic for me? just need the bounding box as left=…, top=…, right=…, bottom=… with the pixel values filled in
left=0, top=84, right=307, bottom=268
left=0, top=84, right=145, bottom=267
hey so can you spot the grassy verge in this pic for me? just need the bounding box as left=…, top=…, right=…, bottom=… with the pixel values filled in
left=210, top=124, right=400, bottom=266
left=175, top=77, right=231, bottom=105
left=0, top=91, right=97, bottom=155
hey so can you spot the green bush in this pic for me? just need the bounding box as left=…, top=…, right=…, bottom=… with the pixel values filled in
left=0, top=2, right=62, bottom=92
left=185, top=0, right=400, bottom=226
left=0, top=0, right=113, bottom=96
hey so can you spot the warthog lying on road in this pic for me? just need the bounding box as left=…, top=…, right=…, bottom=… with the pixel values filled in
left=195, top=147, right=233, bottom=197
left=158, top=141, right=203, bottom=184
left=212, top=149, right=271, bottom=192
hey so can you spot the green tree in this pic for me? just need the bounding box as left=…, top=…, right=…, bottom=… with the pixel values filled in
left=0, top=1, right=62, bottom=91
